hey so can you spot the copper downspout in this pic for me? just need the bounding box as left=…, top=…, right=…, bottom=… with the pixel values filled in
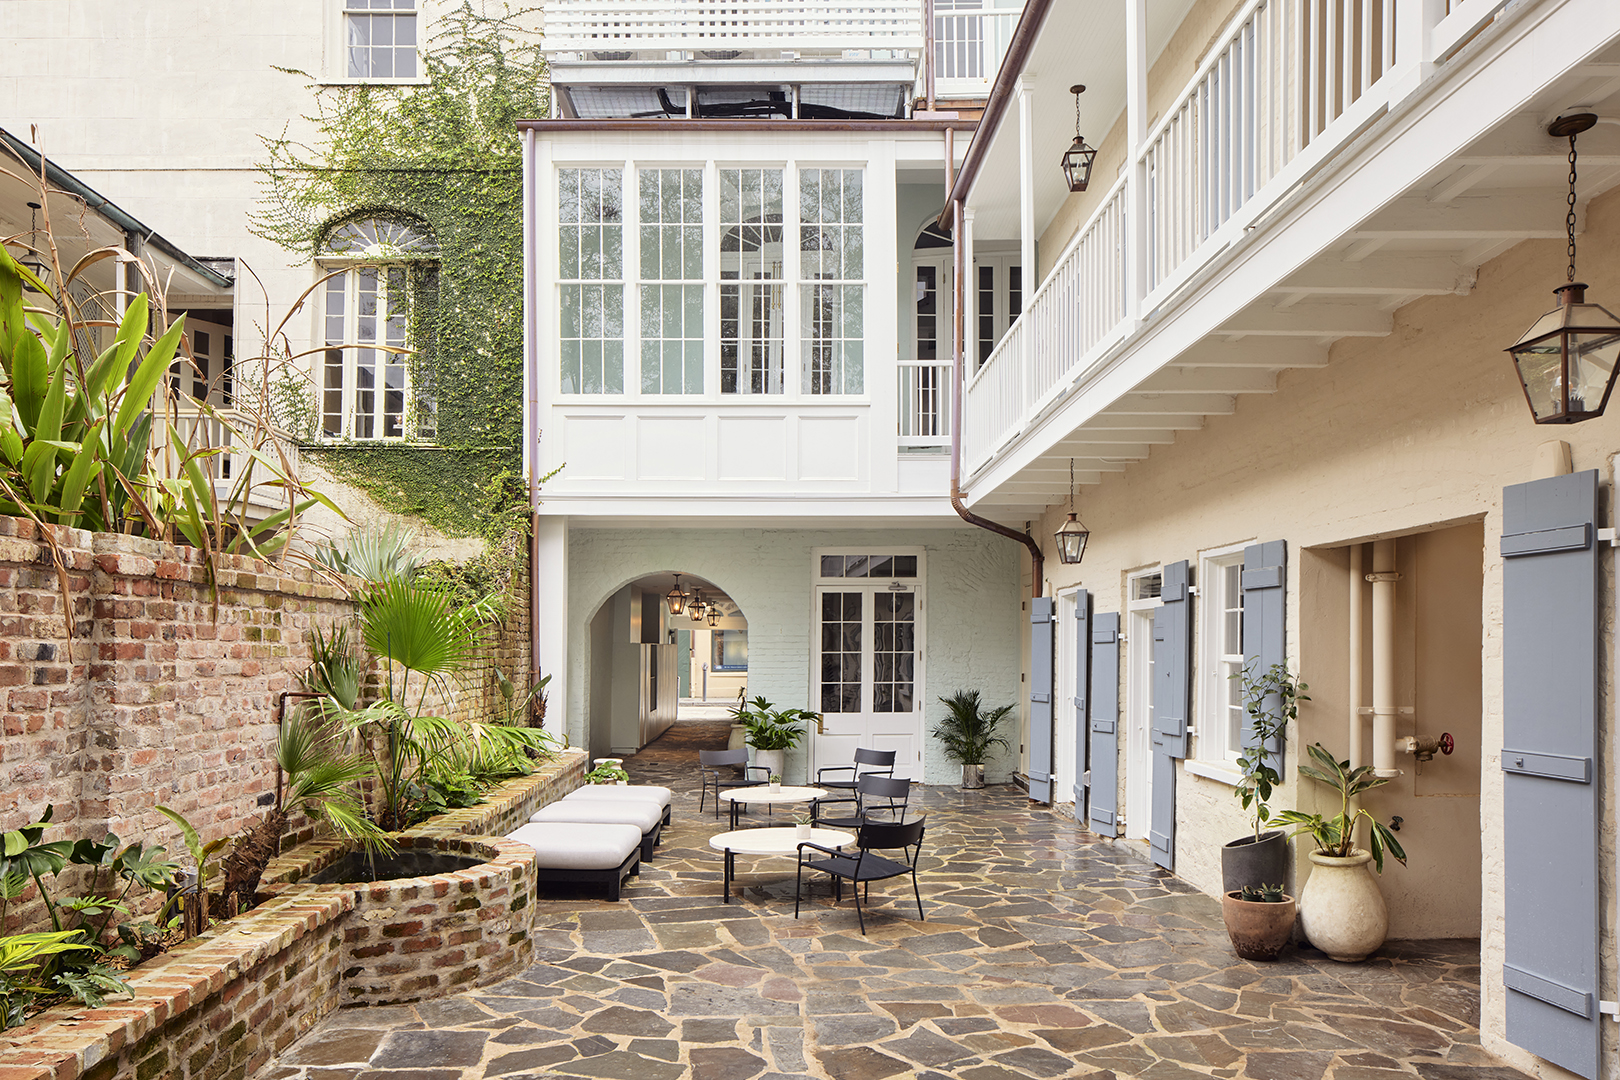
left=949, top=197, right=1043, bottom=599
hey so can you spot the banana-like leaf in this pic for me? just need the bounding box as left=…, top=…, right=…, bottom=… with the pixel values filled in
left=9, top=315, right=49, bottom=431
left=55, top=421, right=104, bottom=519
left=113, top=313, right=184, bottom=439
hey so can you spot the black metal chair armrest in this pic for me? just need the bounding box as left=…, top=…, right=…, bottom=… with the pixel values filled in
left=817, top=765, right=855, bottom=781
left=796, top=840, right=851, bottom=859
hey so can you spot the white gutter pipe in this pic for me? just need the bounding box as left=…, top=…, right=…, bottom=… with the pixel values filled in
left=1369, top=539, right=1400, bottom=777
left=1348, top=543, right=1364, bottom=770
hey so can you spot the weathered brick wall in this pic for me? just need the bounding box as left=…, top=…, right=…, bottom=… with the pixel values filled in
left=0, top=887, right=352, bottom=1080
left=435, top=537, right=536, bottom=730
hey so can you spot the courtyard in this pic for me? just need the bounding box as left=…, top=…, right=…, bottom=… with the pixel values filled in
left=259, top=721, right=1526, bottom=1080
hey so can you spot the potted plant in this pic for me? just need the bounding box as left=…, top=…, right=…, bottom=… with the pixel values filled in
left=1220, top=882, right=1296, bottom=961
left=1275, top=742, right=1408, bottom=962
left=768, top=773, right=782, bottom=792
left=585, top=762, right=630, bottom=785
left=1223, top=661, right=1308, bottom=894
left=735, top=697, right=816, bottom=779
left=934, top=690, right=1014, bottom=789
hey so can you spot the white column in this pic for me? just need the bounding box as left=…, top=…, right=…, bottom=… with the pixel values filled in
left=1016, top=74, right=1037, bottom=296
left=961, top=205, right=976, bottom=376
left=1125, top=0, right=1148, bottom=320
left=536, top=515, right=570, bottom=743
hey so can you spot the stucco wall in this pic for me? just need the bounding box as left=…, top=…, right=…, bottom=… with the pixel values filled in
left=1031, top=183, right=1620, bottom=1077
left=560, top=525, right=1023, bottom=786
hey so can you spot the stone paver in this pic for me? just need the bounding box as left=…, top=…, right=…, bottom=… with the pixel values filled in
left=258, top=721, right=1528, bottom=1080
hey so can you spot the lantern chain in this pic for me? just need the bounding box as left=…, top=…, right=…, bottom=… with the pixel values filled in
left=1567, top=133, right=1579, bottom=283
left=1068, top=458, right=1076, bottom=514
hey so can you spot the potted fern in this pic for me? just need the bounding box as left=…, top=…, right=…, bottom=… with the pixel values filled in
left=933, top=690, right=1014, bottom=789
left=1223, top=661, right=1307, bottom=894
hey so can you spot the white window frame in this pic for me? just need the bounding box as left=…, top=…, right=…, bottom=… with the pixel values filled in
left=1188, top=543, right=1250, bottom=783
left=972, top=252, right=1021, bottom=371
left=1124, top=568, right=1161, bottom=841
left=317, top=263, right=415, bottom=441
left=552, top=156, right=869, bottom=403
left=325, top=0, right=427, bottom=85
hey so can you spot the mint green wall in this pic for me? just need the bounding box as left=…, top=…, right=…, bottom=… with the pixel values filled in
left=565, top=525, right=1022, bottom=785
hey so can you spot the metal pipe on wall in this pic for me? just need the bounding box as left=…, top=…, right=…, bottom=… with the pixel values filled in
left=1348, top=542, right=1364, bottom=769
left=1369, top=538, right=1400, bottom=777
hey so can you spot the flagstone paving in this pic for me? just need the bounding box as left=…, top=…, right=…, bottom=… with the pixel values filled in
left=259, top=724, right=1529, bottom=1080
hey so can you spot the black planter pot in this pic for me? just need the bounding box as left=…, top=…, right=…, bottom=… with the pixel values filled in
left=1221, top=830, right=1289, bottom=894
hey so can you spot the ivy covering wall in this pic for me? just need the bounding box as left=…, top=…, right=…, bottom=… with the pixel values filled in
left=252, top=2, right=546, bottom=542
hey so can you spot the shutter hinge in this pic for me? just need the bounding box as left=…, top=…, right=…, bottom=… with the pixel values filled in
left=1187, top=585, right=1200, bottom=596
left=1599, top=527, right=1619, bottom=546
left=1600, top=1000, right=1620, bottom=1021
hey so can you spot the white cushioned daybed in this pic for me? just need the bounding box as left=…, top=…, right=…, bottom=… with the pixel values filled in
left=530, top=799, right=664, bottom=860
left=562, top=784, right=673, bottom=824
left=508, top=821, right=642, bottom=901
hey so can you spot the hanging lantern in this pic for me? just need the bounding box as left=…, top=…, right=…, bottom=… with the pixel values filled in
left=688, top=589, right=707, bottom=621
left=20, top=202, right=50, bottom=292
left=1054, top=459, right=1090, bottom=565
left=1059, top=85, right=1097, bottom=193
left=1506, top=113, right=1620, bottom=424
left=706, top=605, right=719, bottom=627
left=665, top=573, right=688, bottom=615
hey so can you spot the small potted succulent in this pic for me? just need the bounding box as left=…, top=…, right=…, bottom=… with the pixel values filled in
left=1221, top=882, right=1296, bottom=961
left=794, top=811, right=813, bottom=841
left=768, top=773, right=782, bottom=793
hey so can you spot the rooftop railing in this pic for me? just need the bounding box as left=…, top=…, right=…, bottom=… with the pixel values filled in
left=544, top=0, right=924, bottom=58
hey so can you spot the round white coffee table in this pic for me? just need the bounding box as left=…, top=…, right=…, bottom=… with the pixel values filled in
left=708, top=825, right=854, bottom=903
left=717, top=785, right=828, bottom=829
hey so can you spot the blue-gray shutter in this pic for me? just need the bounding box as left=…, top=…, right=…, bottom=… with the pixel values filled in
left=1241, top=540, right=1288, bottom=768
left=1150, top=561, right=1192, bottom=871
left=1027, top=597, right=1055, bottom=804
left=1501, top=469, right=1600, bottom=1080
left=1087, top=612, right=1120, bottom=837
left=1072, top=590, right=1091, bottom=818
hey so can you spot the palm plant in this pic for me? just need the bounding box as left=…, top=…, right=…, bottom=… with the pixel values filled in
left=1274, top=742, right=1408, bottom=873
left=933, top=690, right=1014, bottom=766
left=312, top=521, right=423, bottom=583
left=217, top=709, right=391, bottom=911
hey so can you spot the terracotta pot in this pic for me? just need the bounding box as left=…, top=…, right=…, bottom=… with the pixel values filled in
left=1221, top=891, right=1297, bottom=961
left=1298, top=849, right=1388, bottom=962
left=961, top=763, right=985, bottom=789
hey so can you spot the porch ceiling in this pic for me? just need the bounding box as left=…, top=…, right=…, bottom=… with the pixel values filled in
left=968, top=30, right=1620, bottom=512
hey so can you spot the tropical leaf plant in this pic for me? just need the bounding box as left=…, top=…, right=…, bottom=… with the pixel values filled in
left=1231, top=660, right=1309, bottom=842
left=932, top=690, right=1014, bottom=766
left=1274, top=742, right=1409, bottom=873
left=312, top=520, right=423, bottom=584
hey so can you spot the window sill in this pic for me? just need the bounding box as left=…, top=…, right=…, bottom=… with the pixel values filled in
left=317, top=77, right=432, bottom=87
left=1185, top=759, right=1243, bottom=786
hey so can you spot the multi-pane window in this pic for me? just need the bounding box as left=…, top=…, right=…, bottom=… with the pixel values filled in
left=720, top=168, right=785, bottom=394
left=345, top=0, right=418, bottom=79
left=1198, top=552, right=1247, bottom=764
left=639, top=169, right=704, bottom=394
left=559, top=168, right=624, bottom=394
left=820, top=592, right=863, bottom=714
left=873, top=593, right=916, bottom=713
left=800, top=168, right=864, bottom=395
left=322, top=267, right=409, bottom=439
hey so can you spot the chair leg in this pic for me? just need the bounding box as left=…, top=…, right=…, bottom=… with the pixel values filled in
left=794, top=861, right=804, bottom=919
left=910, top=868, right=924, bottom=921
left=699, top=777, right=708, bottom=814
left=853, top=882, right=866, bottom=935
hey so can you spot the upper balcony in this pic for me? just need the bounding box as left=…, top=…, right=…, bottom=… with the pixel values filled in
left=954, top=0, right=1620, bottom=518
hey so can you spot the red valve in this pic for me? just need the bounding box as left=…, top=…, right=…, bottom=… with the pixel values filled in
left=1439, top=732, right=1454, bottom=756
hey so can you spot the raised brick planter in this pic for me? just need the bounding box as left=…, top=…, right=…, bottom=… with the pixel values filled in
left=0, top=751, right=588, bottom=1080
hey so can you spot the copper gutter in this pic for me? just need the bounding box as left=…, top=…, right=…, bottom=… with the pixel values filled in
left=937, top=0, right=1055, bottom=225
left=950, top=197, right=1043, bottom=600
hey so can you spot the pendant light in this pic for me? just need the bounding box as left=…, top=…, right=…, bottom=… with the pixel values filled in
left=706, top=605, right=719, bottom=627
left=20, top=202, right=50, bottom=290
left=1506, top=113, right=1620, bottom=424
left=688, top=589, right=707, bottom=621
left=1053, top=458, right=1090, bottom=565
left=665, top=573, right=688, bottom=615
left=1059, top=85, right=1097, bottom=193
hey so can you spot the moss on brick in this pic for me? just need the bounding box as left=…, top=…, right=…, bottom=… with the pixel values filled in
left=135, top=1049, right=170, bottom=1080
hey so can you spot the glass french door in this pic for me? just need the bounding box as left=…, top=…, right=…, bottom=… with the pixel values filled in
left=812, top=582, right=922, bottom=780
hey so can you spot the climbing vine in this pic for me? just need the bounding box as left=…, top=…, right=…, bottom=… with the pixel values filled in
left=251, top=2, right=547, bottom=542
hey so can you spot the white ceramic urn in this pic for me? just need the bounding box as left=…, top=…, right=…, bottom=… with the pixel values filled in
left=1297, top=849, right=1388, bottom=962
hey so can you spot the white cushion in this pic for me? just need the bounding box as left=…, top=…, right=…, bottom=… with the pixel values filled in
left=530, top=800, right=663, bottom=832
left=507, top=822, right=641, bottom=870
left=563, top=785, right=673, bottom=809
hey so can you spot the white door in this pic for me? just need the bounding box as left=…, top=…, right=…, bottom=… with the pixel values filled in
left=1125, top=570, right=1162, bottom=840
left=1054, top=590, right=1079, bottom=806
left=810, top=553, right=925, bottom=780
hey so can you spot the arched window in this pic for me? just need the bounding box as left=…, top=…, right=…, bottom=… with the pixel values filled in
left=318, top=216, right=437, bottom=440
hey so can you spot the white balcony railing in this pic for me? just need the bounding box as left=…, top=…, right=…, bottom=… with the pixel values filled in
left=933, top=1, right=1023, bottom=99
left=961, top=0, right=1504, bottom=477
left=167, top=406, right=301, bottom=521
left=897, top=360, right=952, bottom=447
left=965, top=176, right=1128, bottom=471
left=545, top=0, right=924, bottom=58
